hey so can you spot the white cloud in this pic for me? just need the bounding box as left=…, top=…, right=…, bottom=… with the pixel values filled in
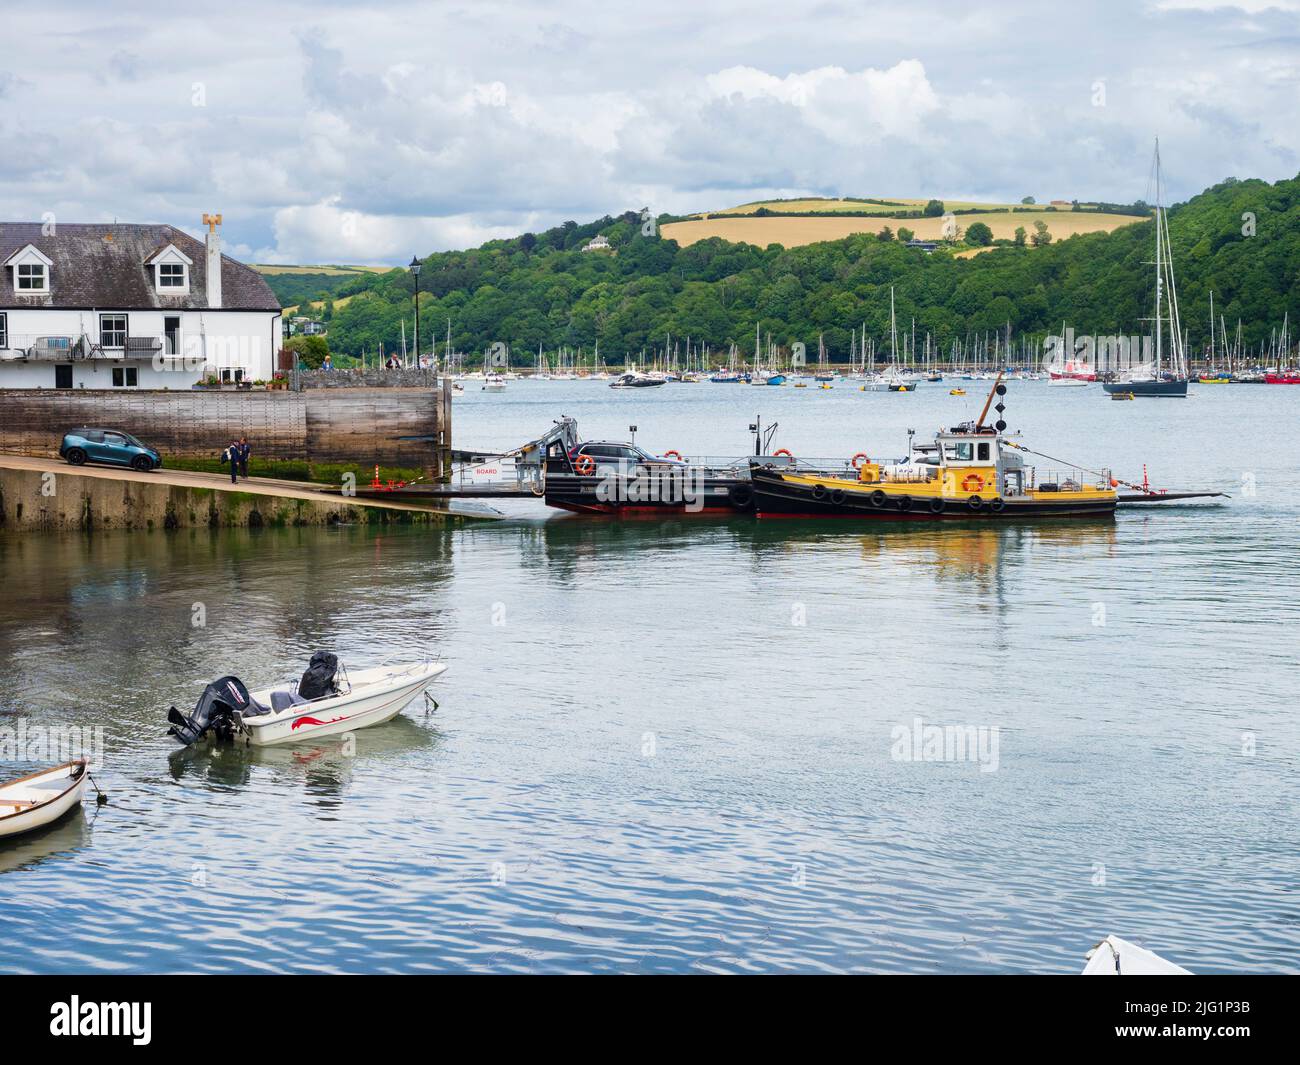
left=0, top=1, right=1297, bottom=261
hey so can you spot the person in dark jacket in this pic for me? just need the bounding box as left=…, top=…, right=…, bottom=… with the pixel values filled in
left=222, top=440, right=239, bottom=483
left=238, top=437, right=251, bottom=479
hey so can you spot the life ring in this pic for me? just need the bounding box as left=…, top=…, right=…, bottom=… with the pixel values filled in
left=774, top=448, right=793, bottom=459
left=663, top=450, right=683, bottom=461
left=961, top=473, right=985, bottom=494
left=574, top=454, right=596, bottom=475
left=851, top=452, right=870, bottom=469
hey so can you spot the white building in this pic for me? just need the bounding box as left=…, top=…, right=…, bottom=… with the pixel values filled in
left=0, top=215, right=281, bottom=389
left=581, top=233, right=612, bottom=252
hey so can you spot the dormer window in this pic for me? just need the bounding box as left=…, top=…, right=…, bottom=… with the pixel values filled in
left=5, top=244, right=54, bottom=294
left=148, top=243, right=192, bottom=295
left=17, top=263, right=47, bottom=291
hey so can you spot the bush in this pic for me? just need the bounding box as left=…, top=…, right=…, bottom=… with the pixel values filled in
left=283, top=334, right=331, bottom=369
left=923, top=199, right=944, bottom=217
left=965, top=222, right=994, bottom=247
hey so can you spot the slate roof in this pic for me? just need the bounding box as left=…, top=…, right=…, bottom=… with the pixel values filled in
left=0, top=223, right=281, bottom=311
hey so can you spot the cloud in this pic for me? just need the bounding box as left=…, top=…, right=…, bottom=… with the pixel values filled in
left=0, top=2, right=1297, bottom=262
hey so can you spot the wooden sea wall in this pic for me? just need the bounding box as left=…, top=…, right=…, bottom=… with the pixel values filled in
left=0, top=388, right=441, bottom=472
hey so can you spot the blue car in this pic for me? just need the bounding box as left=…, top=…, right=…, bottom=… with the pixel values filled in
left=59, top=428, right=163, bottom=472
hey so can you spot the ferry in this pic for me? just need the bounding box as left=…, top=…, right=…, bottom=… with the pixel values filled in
left=750, top=376, right=1121, bottom=520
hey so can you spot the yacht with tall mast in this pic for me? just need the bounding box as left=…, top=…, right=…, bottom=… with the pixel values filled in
left=1104, top=141, right=1190, bottom=397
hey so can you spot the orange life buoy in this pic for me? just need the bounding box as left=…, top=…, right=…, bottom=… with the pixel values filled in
left=663, top=450, right=683, bottom=461
left=774, top=448, right=793, bottom=458
left=961, top=473, right=985, bottom=493
left=851, top=452, right=869, bottom=469
left=574, top=454, right=596, bottom=475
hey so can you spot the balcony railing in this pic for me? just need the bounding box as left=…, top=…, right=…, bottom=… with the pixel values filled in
left=0, top=334, right=165, bottom=361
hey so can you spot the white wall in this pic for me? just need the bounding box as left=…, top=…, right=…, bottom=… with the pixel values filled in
left=0, top=307, right=281, bottom=389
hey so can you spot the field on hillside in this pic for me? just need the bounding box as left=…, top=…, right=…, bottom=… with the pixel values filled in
left=662, top=210, right=1143, bottom=249
left=711, top=196, right=1031, bottom=216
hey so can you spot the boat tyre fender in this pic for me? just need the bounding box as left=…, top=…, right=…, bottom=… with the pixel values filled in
left=928, top=497, right=945, bottom=514
left=729, top=483, right=754, bottom=509
left=829, top=488, right=846, bottom=505
left=967, top=495, right=983, bottom=511
left=870, top=489, right=888, bottom=508
left=989, top=497, right=1006, bottom=513
left=812, top=483, right=828, bottom=500
left=896, top=496, right=913, bottom=513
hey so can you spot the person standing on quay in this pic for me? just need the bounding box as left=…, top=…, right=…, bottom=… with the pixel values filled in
left=238, top=437, right=251, bottom=479
left=223, top=440, right=239, bottom=484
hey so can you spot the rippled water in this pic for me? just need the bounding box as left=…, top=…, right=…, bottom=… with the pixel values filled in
left=1, top=380, right=1298, bottom=973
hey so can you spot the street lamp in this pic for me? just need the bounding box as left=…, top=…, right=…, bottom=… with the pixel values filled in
left=409, top=256, right=422, bottom=369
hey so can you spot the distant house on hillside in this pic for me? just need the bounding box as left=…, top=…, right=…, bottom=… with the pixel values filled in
left=288, top=316, right=326, bottom=336
left=581, top=233, right=613, bottom=252
left=0, top=215, right=280, bottom=389
left=904, top=239, right=939, bottom=253
left=1049, top=200, right=1071, bottom=207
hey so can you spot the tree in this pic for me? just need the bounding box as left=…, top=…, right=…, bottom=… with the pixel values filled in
left=1013, top=226, right=1027, bottom=247
left=877, top=226, right=895, bottom=242
left=923, top=199, right=944, bottom=217
left=1031, top=220, right=1052, bottom=246
left=1021, top=196, right=1036, bottom=205
left=897, top=227, right=915, bottom=242
left=965, top=222, right=994, bottom=247
left=283, top=334, right=331, bottom=369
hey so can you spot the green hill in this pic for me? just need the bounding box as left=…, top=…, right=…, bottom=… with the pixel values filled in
left=311, top=177, right=1300, bottom=364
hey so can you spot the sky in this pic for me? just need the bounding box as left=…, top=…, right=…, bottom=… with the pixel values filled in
left=1, top=0, right=1297, bottom=264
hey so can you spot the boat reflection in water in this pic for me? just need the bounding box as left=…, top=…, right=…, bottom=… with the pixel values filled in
left=0, top=807, right=91, bottom=876
left=167, top=713, right=441, bottom=803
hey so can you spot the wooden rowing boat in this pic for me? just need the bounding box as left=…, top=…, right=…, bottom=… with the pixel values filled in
left=0, top=760, right=89, bottom=839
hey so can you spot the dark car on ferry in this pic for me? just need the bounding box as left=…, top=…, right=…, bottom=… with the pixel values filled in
left=59, top=428, right=163, bottom=472
left=569, top=441, right=688, bottom=473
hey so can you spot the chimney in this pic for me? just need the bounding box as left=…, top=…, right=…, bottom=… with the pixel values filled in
left=203, top=212, right=223, bottom=308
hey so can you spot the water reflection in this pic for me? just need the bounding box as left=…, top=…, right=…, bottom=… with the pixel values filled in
left=0, top=809, right=90, bottom=875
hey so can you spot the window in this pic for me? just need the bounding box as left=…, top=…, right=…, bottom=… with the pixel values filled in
left=17, top=263, right=47, bottom=290
left=219, top=367, right=245, bottom=384
left=0, top=313, right=6, bottom=348
left=100, top=314, right=127, bottom=349
left=977, top=442, right=990, bottom=461
left=944, top=442, right=974, bottom=462
left=111, top=367, right=138, bottom=387
left=158, top=263, right=186, bottom=288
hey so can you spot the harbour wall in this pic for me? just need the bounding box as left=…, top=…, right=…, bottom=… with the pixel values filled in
left=0, top=463, right=463, bottom=532
left=0, top=386, right=449, bottom=475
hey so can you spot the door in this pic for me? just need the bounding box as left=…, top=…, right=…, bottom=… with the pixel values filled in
left=164, top=316, right=181, bottom=356
left=54, top=364, right=73, bottom=389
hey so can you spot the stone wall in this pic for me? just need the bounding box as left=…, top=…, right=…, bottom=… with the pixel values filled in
left=298, top=368, right=439, bottom=389
left=0, top=387, right=442, bottom=473
left=0, top=466, right=456, bottom=531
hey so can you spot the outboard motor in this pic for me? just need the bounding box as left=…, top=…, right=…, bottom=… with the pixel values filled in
left=167, top=676, right=252, bottom=746
left=298, top=651, right=339, bottom=701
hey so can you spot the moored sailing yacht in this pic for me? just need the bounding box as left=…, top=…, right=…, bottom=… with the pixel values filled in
left=1104, top=141, right=1189, bottom=397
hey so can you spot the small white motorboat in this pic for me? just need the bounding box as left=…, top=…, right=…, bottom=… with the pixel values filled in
left=167, top=652, right=447, bottom=748
left=0, top=760, right=89, bottom=839
left=1082, top=934, right=1191, bottom=975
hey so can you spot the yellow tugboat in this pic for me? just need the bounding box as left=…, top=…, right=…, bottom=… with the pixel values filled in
left=751, top=375, right=1122, bottom=520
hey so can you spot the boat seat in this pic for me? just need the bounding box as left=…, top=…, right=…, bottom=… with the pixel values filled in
left=270, top=689, right=309, bottom=712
